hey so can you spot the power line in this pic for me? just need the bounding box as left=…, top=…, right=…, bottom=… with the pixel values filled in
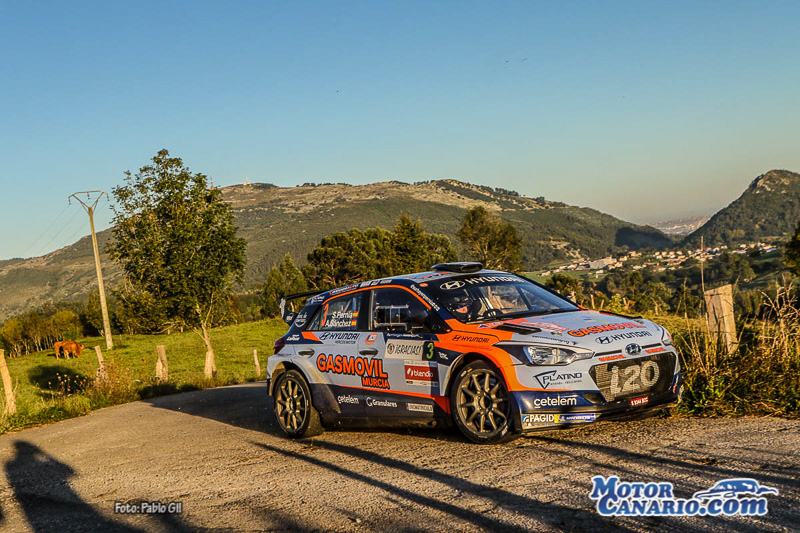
left=36, top=208, right=84, bottom=256
left=19, top=203, right=72, bottom=258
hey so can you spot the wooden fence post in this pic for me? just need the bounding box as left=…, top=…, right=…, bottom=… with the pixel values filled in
left=253, top=349, right=261, bottom=377
left=94, top=346, right=108, bottom=383
left=0, top=349, right=17, bottom=415
left=156, top=345, right=169, bottom=382
left=704, top=284, right=738, bottom=354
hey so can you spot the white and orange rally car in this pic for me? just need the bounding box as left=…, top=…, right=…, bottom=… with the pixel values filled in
left=267, top=262, right=682, bottom=443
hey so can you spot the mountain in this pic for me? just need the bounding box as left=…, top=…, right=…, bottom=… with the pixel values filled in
left=0, top=179, right=671, bottom=321
left=684, top=170, right=800, bottom=247
left=649, top=215, right=711, bottom=236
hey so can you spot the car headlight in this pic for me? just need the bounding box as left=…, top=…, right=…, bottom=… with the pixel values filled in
left=524, top=345, right=594, bottom=365
left=661, top=326, right=673, bottom=346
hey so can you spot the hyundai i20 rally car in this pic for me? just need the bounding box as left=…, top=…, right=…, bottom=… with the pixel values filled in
left=267, top=262, right=683, bottom=443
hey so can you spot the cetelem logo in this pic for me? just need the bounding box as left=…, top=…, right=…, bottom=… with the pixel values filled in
left=589, top=476, right=778, bottom=517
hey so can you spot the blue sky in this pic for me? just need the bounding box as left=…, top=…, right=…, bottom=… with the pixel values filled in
left=2, top=1, right=799, bottom=260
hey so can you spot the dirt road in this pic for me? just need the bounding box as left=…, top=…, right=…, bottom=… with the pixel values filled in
left=0, top=383, right=797, bottom=532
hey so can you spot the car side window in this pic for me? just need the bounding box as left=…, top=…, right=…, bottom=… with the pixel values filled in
left=309, top=293, right=363, bottom=331
left=371, top=288, right=430, bottom=333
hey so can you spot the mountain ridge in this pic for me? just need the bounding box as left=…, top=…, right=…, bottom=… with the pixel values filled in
left=0, top=179, right=671, bottom=321
left=684, top=169, right=800, bottom=246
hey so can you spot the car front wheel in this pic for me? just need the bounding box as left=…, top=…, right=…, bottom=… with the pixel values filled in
left=451, top=361, right=516, bottom=444
left=273, top=370, right=323, bottom=438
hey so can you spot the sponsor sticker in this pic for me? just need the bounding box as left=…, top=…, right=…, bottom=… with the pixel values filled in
left=569, top=322, right=647, bottom=338
left=366, top=397, right=398, bottom=408
left=646, top=346, right=666, bottom=354
left=532, top=395, right=578, bottom=408
left=365, top=333, right=378, bottom=345
left=521, top=412, right=597, bottom=428
left=407, top=402, right=434, bottom=413
left=318, top=331, right=360, bottom=344
left=404, top=361, right=439, bottom=386
left=533, top=370, right=583, bottom=389
left=598, top=354, right=625, bottom=362
left=316, top=353, right=390, bottom=389
left=337, top=394, right=359, bottom=405
left=630, top=396, right=649, bottom=407
left=451, top=334, right=491, bottom=343
left=590, top=476, right=778, bottom=517
left=386, top=340, right=425, bottom=359
left=410, top=284, right=441, bottom=311
left=286, top=334, right=300, bottom=342
left=294, top=311, right=308, bottom=328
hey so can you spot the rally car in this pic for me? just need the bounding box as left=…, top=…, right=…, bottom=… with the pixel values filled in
left=267, top=262, right=682, bottom=443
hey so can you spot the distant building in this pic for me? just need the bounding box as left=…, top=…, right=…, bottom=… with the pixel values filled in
left=588, top=257, right=614, bottom=270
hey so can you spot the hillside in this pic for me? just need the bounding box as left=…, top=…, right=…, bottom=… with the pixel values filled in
left=0, top=179, right=671, bottom=321
left=684, top=169, right=800, bottom=247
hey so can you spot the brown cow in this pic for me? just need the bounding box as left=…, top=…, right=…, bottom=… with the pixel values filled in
left=53, top=340, right=85, bottom=359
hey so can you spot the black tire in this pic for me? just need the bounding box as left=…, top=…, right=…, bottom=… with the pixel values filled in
left=450, top=361, right=517, bottom=444
left=272, top=370, right=324, bottom=438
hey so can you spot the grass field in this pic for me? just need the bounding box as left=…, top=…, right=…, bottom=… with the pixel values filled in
left=0, top=319, right=289, bottom=434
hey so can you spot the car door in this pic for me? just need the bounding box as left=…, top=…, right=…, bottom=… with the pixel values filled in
left=305, top=291, right=367, bottom=417
left=362, top=287, right=439, bottom=418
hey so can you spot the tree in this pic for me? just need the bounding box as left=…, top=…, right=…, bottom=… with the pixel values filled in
left=785, top=219, right=800, bottom=276
left=545, top=274, right=584, bottom=304
left=301, top=216, right=458, bottom=290
left=2, top=318, right=24, bottom=357
left=263, top=254, right=308, bottom=318
left=50, top=310, right=82, bottom=341
left=108, top=150, right=246, bottom=378
left=390, top=215, right=457, bottom=273
left=303, top=228, right=393, bottom=290
left=457, top=206, right=523, bottom=271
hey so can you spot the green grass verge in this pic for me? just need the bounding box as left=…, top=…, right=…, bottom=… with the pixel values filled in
left=0, top=319, right=288, bottom=434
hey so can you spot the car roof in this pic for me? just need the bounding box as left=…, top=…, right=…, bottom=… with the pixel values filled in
left=308, top=269, right=517, bottom=303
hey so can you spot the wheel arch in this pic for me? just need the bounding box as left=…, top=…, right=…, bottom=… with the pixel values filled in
left=444, top=352, right=506, bottom=398
left=444, top=351, right=522, bottom=434
left=269, top=361, right=339, bottom=418
left=269, top=361, right=307, bottom=395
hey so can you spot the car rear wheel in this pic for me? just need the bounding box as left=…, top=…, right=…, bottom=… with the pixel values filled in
left=451, top=361, right=516, bottom=444
left=273, top=370, right=323, bottom=438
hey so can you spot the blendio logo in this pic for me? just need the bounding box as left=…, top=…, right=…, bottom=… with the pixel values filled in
left=337, top=395, right=359, bottom=405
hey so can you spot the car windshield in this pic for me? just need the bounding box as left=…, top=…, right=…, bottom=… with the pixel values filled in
left=421, top=274, right=578, bottom=323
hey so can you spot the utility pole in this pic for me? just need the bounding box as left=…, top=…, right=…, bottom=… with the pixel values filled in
left=70, top=191, right=114, bottom=350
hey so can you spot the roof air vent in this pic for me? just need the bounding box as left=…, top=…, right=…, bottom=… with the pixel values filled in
left=431, top=262, right=483, bottom=273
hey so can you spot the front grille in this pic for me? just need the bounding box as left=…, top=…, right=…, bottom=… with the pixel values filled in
left=590, top=352, right=676, bottom=402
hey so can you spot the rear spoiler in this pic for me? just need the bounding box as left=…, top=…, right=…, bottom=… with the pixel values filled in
left=278, top=289, right=325, bottom=325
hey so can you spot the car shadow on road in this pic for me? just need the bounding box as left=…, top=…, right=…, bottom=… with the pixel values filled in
left=252, top=440, right=634, bottom=532
left=142, top=382, right=278, bottom=433
left=142, top=382, right=468, bottom=442
left=4, top=441, right=192, bottom=533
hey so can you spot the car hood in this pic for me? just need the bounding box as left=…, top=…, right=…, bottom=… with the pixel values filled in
left=466, top=310, right=664, bottom=352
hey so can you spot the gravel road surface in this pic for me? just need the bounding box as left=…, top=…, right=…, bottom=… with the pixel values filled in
left=0, top=382, right=797, bottom=532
